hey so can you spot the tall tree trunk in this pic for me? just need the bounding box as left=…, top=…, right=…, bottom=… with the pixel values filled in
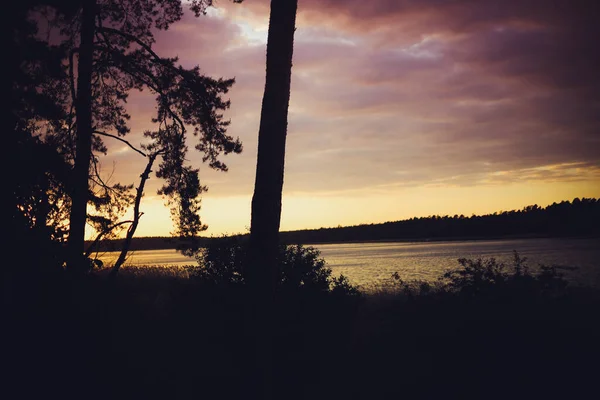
left=248, top=0, right=298, bottom=293
left=67, top=0, right=95, bottom=273
left=246, top=0, right=298, bottom=398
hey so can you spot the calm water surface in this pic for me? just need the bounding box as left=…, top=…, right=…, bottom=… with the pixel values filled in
left=98, top=238, right=600, bottom=290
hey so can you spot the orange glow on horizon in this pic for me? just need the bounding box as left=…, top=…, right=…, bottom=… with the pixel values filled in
left=85, top=178, right=600, bottom=239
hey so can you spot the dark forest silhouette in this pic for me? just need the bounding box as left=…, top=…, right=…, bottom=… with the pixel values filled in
left=280, top=197, right=600, bottom=244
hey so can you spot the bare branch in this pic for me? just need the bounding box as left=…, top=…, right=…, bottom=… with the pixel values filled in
left=84, top=219, right=135, bottom=258
left=93, top=130, right=146, bottom=157
left=111, top=152, right=159, bottom=275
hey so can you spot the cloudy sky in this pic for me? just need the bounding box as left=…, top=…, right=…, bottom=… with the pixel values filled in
left=98, top=0, right=600, bottom=237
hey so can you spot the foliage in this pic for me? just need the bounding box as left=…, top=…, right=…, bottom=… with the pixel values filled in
left=329, top=274, right=362, bottom=298
left=391, top=250, right=573, bottom=301
left=190, top=238, right=361, bottom=297
left=441, top=251, right=572, bottom=299
left=11, top=1, right=243, bottom=269
left=278, top=245, right=331, bottom=291
left=10, top=4, right=72, bottom=246
left=64, top=0, right=242, bottom=238
left=192, top=238, right=246, bottom=285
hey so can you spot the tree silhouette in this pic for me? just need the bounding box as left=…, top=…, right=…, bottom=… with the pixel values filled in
left=248, top=0, right=298, bottom=298
left=245, top=0, right=298, bottom=398
left=8, top=1, right=80, bottom=270
left=67, top=0, right=95, bottom=273
left=17, top=0, right=243, bottom=272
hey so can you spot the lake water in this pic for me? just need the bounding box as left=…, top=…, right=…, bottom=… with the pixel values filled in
left=98, top=238, right=600, bottom=290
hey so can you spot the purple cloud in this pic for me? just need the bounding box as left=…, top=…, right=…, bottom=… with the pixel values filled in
left=105, top=0, right=599, bottom=201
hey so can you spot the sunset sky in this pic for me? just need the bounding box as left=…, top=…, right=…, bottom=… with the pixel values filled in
left=94, top=0, right=600, bottom=238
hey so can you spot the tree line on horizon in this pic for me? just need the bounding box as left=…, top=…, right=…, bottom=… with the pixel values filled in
left=87, top=197, right=599, bottom=252
left=280, top=197, right=600, bottom=244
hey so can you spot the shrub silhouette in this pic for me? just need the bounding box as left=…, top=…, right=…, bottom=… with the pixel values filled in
left=190, top=237, right=361, bottom=297
left=390, top=250, right=573, bottom=303
left=442, top=251, right=572, bottom=299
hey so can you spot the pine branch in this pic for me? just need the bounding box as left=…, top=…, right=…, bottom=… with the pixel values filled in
left=93, top=130, right=146, bottom=157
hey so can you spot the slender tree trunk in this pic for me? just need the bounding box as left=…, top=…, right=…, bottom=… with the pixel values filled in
left=110, top=153, right=158, bottom=278
left=67, top=0, right=96, bottom=273
left=248, top=0, right=298, bottom=294
left=246, top=0, right=298, bottom=398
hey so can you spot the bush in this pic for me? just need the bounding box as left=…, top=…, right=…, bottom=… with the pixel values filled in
left=191, top=238, right=246, bottom=286
left=190, top=237, right=361, bottom=298
left=441, top=251, right=572, bottom=299
left=390, top=250, right=573, bottom=302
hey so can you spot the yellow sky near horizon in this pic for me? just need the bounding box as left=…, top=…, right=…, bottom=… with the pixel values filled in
left=87, top=179, right=599, bottom=239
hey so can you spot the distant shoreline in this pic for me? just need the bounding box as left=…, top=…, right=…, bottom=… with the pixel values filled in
left=302, top=234, right=599, bottom=246
left=87, top=198, right=600, bottom=252
left=90, top=233, right=599, bottom=252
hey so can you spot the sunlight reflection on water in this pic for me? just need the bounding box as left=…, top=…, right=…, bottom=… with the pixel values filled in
left=98, top=238, right=600, bottom=291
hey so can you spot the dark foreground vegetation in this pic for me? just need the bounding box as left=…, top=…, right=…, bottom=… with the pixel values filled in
left=10, top=2, right=598, bottom=398
left=5, top=241, right=600, bottom=400
left=88, top=197, right=600, bottom=251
